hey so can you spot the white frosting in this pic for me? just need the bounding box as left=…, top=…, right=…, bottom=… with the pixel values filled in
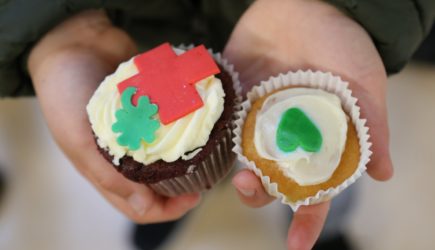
left=87, top=48, right=225, bottom=165
left=254, top=88, right=347, bottom=186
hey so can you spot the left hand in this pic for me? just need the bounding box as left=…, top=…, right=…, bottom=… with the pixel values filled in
left=28, top=10, right=201, bottom=224
left=224, top=0, right=393, bottom=249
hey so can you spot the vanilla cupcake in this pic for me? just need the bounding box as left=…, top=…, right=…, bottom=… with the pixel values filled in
left=233, top=71, right=371, bottom=211
left=87, top=43, right=241, bottom=197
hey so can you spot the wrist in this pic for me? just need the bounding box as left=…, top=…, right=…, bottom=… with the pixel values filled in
left=28, top=10, right=136, bottom=83
left=29, top=46, right=119, bottom=102
left=244, top=0, right=350, bottom=45
left=228, top=0, right=386, bottom=93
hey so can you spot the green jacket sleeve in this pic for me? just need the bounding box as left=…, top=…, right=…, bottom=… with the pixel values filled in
left=3, top=0, right=432, bottom=98
left=0, top=0, right=249, bottom=98
left=0, top=0, right=103, bottom=97
left=325, top=0, right=435, bottom=74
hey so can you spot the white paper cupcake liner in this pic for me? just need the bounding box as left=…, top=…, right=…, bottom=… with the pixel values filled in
left=232, top=70, right=372, bottom=211
left=149, top=46, right=243, bottom=197
left=150, top=126, right=235, bottom=196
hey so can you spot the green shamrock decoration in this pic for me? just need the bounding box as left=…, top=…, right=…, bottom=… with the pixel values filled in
left=112, top=87, right=160, bottom=151
left=276, top=107, right=323, bottom=153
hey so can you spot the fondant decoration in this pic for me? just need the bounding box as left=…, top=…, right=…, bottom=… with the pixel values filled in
left=112, top=87, right=160, bottom=151
left=117, top=43, right=220, bottom=125
left=276, top=107, right=322, bottom=153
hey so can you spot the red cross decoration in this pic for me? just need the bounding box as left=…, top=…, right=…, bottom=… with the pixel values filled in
left=117, top=43, right=220, bottom=125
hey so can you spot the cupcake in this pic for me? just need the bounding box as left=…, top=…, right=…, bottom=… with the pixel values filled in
left=233, top=71, right=371, bottom=211
left=87, top=43, right=241, bottom=197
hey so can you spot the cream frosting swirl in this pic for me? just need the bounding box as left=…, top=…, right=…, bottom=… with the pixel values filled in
left=254, top=88, right=347, bottom=186
left=87, top=48, right=225, bottom=165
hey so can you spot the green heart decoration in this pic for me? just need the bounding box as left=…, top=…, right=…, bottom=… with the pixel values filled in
left=276, top=107, right=323, bottom=153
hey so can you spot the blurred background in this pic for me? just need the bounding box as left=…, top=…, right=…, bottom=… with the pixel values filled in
left=0, top=26, right=434, bottom=250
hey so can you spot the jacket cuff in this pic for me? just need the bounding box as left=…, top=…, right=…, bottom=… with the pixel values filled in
left=0, top=0, right=103, bottom=97
left=0, top=63, right=35, bottom=98
left=324, top=0, right=435, bottom=74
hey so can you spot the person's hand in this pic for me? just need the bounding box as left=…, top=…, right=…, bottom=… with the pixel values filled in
left=224, top=0, right=393, bottom=249
left=28, top=10, right=200, bottom=223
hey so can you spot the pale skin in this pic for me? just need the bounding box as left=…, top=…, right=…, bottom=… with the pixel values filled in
left=28, top=0, right=393, bottom=249
left=28, top=10, right=201, bottom=223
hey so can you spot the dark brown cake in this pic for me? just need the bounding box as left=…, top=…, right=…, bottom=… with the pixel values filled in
left=97, top=64, right=236, bottom=184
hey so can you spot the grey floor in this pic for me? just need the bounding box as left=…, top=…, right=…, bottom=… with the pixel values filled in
left=0, top=62, right=434, bottom=250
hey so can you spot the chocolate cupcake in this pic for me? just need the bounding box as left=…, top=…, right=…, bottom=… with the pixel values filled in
left=87, top=43, right=241, bottom=197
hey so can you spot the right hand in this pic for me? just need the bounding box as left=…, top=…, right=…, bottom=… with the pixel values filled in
left=224, top=0, right=394, bottom=248
left=28, top=10, right=200, bottom=223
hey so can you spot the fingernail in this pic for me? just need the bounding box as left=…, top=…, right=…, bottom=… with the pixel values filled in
left=238, top=188, right=255, bottom=197
left=128, top=193, right=147, bottom=216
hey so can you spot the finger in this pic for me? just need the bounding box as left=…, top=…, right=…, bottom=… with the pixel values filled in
left=137, top=193, right=201, bottom=223
left=94, top=181, right=201, bottom=223
left=366, top=127, right=394, bottom=181
left=78, top=144, right=201, bottom=223
left=287, top=202, right=330, bottom=250
left=232, top=169, right=275, bottom=208
left=363, top=104, right=394, bottom=181
left=351, top=82, right=394, bottom=181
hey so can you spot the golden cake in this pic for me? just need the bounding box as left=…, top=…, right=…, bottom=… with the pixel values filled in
left=233, top=71, right=371, bottom=210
